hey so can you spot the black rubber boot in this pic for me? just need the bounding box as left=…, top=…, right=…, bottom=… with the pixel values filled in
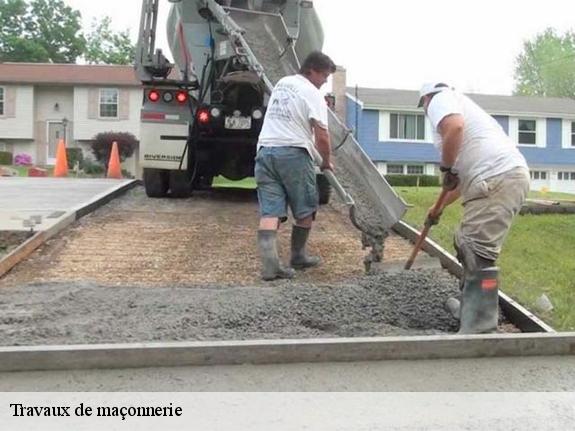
left=290, top=225, right=321, bottom=270
left=458, top=267, right=500, bottom=334
left=257, top=230, right=295, bottom=281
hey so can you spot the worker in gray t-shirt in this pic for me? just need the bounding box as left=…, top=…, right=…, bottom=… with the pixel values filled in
left=418, top=82, right=530, bottom=334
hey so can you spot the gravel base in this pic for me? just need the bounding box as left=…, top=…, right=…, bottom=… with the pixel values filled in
left=0, top=270, right=462, bottom=346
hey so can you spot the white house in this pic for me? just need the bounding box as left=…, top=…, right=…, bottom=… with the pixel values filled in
left=0, top=63, right=143, bottom=176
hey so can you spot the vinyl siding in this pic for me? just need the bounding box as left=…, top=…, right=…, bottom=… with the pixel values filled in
left=73, top=87, right=142, bottom=140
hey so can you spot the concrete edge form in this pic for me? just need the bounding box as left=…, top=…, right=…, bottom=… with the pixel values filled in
left=73, top=179, right=140, bottom=220
left=0, top=332, right=574, bottom=372
left=0, top=232, right=46, bottom=279
left=392, top=220, right=554, bottom=333
left=0, top=180, right=139, bottom=278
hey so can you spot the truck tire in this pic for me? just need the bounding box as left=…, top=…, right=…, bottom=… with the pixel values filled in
left=143, top=168, right=169, bottom=198
left=194, top=175, right=213, bottom=190
left=317, top=173, right=331, bottom=205
left=169, top=170, right=193, bottom=198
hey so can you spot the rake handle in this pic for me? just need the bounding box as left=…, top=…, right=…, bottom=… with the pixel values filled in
left=404, top=188, right=450, bottom=270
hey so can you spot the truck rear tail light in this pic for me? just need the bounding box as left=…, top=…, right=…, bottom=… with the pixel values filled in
left=176, top=91, right=188, bottom=104
left=252, top=109, right=263, bottom=120
left=148, top=90, right=160, bottom=102
left=210, top=107, right=221, bottom=118
left=197, top=109, right=210, bottom=124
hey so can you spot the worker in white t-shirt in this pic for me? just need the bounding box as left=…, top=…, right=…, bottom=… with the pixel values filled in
left=418, top=82, right=530, bottom=334
left=254, top=51, right=335, bottom=281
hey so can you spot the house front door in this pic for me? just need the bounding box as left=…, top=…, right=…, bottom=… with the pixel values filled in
left=47, top=122, right=66, bottom=165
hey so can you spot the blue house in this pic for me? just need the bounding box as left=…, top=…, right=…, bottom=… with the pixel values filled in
left=333, top=76, right=575, bottom=194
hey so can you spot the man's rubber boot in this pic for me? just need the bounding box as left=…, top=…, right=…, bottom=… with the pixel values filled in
left=458, top=267, right=500, bottom=334
left=290, top=225, right=321, bottom=270
left=257, top=230, right=295, bottom=281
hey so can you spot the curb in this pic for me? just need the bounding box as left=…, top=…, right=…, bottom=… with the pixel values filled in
left=392, top=220, right=555, bottom=333
left=0, top=180, right=139, bottom=279
left=0, top=332, right=573, bottom=372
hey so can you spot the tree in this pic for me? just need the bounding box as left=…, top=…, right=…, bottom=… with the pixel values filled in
left=514, top=28, right=575, bottom=98
left=0, top=0, right=47, bottom=62
left=30, top=0, right=85, bottom=63
left=84, top=16, right=135, bottom=65
left=0, top=0, right=85, bottom=63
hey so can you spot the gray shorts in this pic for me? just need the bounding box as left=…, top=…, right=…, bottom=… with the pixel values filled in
left=254, top=146, right=318, bottom=220
left=456, top=167, right=530, bottom=261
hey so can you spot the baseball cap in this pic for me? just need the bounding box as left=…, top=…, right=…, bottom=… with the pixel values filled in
left=417, top=82, right=451, bottom=107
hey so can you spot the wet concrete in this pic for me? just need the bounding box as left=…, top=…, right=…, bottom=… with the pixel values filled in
left=330, top=150, right=392, bottom=270
left=0, top=270, right=462, bottom=347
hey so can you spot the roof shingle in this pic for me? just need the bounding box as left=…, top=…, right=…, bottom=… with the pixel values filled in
left=347, top=87, right=575, bottom=117
left=0, top=63, right=141, bottom=87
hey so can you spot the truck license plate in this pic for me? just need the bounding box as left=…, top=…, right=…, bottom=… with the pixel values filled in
left=225, top=116, right=252, bottom=130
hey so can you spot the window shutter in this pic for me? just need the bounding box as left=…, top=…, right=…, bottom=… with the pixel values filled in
left=536, top=118, right=546, bottom=148
left=88, top=88, right=99, bottom=119
left=562, top=120, right=572, bottom=149
left=5, top=87, right=16, bottom=118
left=119, top=89, right=130, bottom=120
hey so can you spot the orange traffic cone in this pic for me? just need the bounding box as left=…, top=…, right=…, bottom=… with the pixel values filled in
left=107, top=141, right=122, bottom=179
left=53, top=139, right=68, bottom=177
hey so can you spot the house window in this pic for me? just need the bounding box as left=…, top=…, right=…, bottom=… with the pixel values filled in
left=99, top=88, right=119, bottom=118
left=387, top=164, right=404, bottom=174
left=518, top=119, right=537, bottom=145
left=530, top=170, right=547, bottom=181
left=406, top=165, right=424, bottom=175
left=558, top=172, right=575, bottom=181
left=390, top=113, right=425, bottom=140
left=0, top=87, right=4, bottom=116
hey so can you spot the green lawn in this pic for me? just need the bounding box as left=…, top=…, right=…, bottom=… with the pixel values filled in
left=1, top=166, right=29, bottom=176
left=397, top=187, right=575, bottom=331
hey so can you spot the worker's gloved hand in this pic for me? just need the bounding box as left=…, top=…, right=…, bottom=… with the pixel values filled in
left=441, top=167, right=459, bottom=191
left=425, top=206, right=443, bottom=227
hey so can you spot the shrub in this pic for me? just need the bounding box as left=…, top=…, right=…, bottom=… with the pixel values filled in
left=90, top=132, right=138, bottom=167
left=121, top=169, right=134, bottom=179
left=385, top=174, right=440, bottom=187
left=0, top=151, right=13, bottom=165
left=14, top=153, right=33, bottom=166
left=82, top=159, right=105, bottom=175
left=66, top=148, right=84, bottom=170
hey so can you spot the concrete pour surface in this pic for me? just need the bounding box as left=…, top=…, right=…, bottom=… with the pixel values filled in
left=0, top=177, right=134, bottom=231
left=0, top=271, right=462, bottom=347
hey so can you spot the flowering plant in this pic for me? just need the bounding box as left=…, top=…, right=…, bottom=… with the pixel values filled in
left=14, top=153, right=33, bottom=166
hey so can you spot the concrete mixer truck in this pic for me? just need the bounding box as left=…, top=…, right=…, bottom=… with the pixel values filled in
left=135, top=0, right=330, bottom=198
